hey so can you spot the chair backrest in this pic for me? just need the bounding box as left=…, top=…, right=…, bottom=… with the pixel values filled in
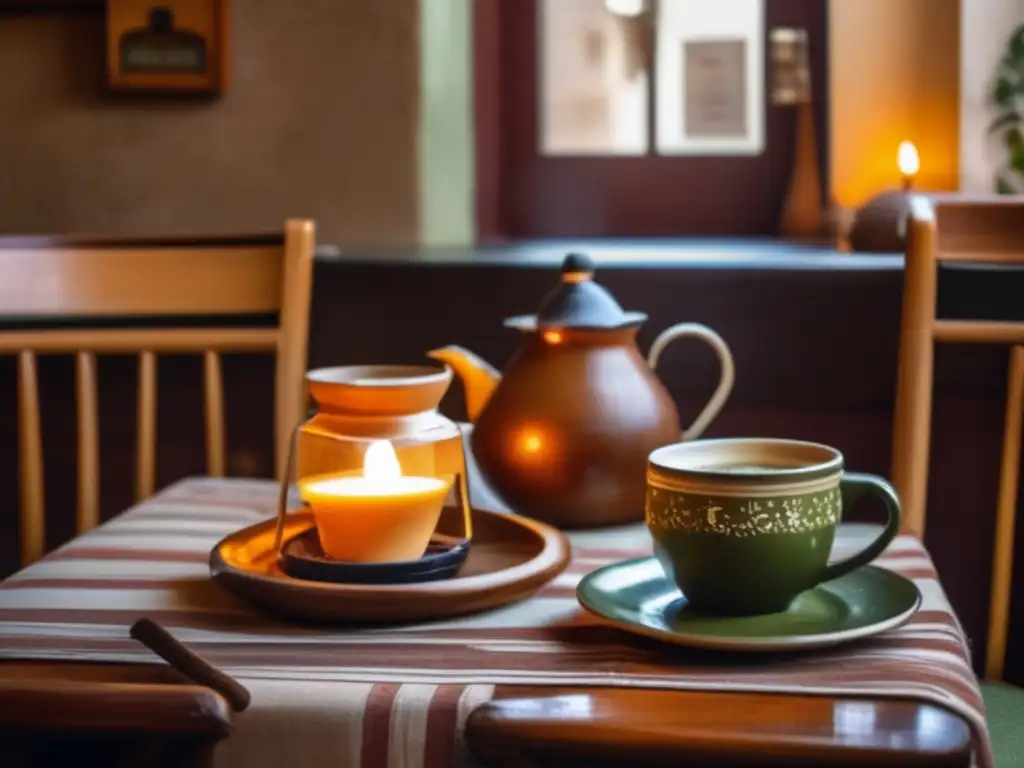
left=892, top=195, right=1024, bottom=681
left=0, top=219, right=315, bottom=567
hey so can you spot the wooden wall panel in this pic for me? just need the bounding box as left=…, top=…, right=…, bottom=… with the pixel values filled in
left=829, top=0, right=961, bottom=206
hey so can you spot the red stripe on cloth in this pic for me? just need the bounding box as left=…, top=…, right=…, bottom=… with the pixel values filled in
left=115, top=515, right=267, bottom=529
left=0, top=609, right=267, bottom=632
left=361, top=683, right=401, bottom=768
left=131, top=501, right=274, bottom=515
left=0, top=629, right=973, bottom=676
left=569, top=548, right=652, bottom=560
left=0, top=607, right=961, bottom=641
left=43, top=548, right=211, bottom=564
left=71, top=528, right=228, bottom=540
left=152, top=494, right=279, bottom=511
left=423, top=685, right=466, bottom=768
left=1, top=578, right=204, bottom=591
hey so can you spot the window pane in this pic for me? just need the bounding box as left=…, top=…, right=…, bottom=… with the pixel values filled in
left=654, top=0, right=765, bottom=155
left=538, top=0, right=649, bottom=155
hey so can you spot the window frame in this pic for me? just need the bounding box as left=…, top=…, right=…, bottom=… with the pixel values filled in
left=474, top=0, right=830, bottom=242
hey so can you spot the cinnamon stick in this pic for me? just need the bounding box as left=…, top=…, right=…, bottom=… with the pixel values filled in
left=130, top=618, right=251, bottom=713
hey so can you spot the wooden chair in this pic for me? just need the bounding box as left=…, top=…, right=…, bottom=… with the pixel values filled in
left=0, top=663, right=235, bottom=768
left=0, top=220, right=315, bottom=566
left=0, top=220, right=315, bottom=766
left=891, top=195, right=1024, bottom=764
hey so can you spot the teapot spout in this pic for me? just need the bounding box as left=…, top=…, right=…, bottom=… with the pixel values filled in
left=427, top=345, right=501, bottom=423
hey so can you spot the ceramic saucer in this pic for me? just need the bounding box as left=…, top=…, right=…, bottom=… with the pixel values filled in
left=210, top=507, right=571, bottom=623
left=577, top=557, right=921, bottom=652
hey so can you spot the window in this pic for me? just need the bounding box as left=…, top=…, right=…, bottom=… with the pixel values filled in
left=482, top=0, right=827, bottom=239
left=539, top=0, right=766, bottom=157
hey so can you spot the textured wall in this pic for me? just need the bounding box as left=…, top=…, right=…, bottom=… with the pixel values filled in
left=0, top=1, right=419, bottom=246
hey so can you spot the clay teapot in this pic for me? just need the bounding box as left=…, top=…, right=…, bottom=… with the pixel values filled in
left=429, top=253, right=734, bottom=529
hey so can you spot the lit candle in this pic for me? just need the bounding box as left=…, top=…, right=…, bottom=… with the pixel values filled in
left=898, top=141, right=920, bottom=191
left=298, top=440, right=451, bottom=563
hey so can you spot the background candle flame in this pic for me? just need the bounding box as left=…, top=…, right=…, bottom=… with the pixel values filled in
left=363, top=440, right=402, bottom=483
left=898, top=141, right=920, bottom=177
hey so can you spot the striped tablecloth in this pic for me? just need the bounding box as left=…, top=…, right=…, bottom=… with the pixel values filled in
left=0, top=477, right=992, bottom=768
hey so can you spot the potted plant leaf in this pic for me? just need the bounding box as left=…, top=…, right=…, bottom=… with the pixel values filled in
left=990, top=24, right=1024, bottom=193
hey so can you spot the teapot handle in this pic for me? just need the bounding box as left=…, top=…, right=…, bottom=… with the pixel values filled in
left=647, top=324, right=735, bottom=440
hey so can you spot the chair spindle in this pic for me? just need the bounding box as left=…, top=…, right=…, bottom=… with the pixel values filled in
left=203, top=351, right=226, bottom=477
left=17, top=351, right=44, bottom=565
left=75, top=352, right=100, bottom=534
left=136, top=351, right=158, bottom=501
left=986, top=344, right=1024, bottom=680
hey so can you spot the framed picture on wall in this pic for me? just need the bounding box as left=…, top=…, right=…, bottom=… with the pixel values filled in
left=106, top=0, right=229, bottom=95
left=683, top=40, right=749, bottom=140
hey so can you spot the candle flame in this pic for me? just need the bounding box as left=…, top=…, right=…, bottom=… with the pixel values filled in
left=898, top=141, right=920, bottom=177
left=363, top=439, right=402, bottom=484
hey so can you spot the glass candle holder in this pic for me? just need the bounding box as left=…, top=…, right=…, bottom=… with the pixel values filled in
left=274, top=365, right=472, bottom=564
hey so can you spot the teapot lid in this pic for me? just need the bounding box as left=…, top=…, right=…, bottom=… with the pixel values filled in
left=504, top=253, right=647, bottom=331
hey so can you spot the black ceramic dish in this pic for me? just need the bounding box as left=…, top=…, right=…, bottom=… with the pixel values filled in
left=279, top=527, right=471, bottom=585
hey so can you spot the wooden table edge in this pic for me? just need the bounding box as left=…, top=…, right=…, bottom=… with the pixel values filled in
left=466, top=685, right=974, bottom=766
left=0, top=661, right=234, bottom=739
left=0, top=662, right=975, bottom=766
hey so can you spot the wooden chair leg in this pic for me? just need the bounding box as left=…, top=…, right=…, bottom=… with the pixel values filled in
left=986, top=344, right=1024, bottom=680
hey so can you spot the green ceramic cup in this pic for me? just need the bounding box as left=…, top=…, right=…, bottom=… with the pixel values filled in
left=645, top=438, right=901, bottom=616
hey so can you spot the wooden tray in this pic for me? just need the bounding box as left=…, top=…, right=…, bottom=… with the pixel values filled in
left=209, top=506, right=571, bottom=623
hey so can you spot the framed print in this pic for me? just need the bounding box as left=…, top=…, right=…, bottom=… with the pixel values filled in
left=106, top=0, right=229, bottom=95
left=654, top=0, right=764, bottom=156
left=684, top=40, right=748, bottom=139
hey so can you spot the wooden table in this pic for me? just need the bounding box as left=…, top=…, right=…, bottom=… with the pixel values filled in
left=0, top=660, right=971, bottom=767
left=0, top=453, right=977, bottom=767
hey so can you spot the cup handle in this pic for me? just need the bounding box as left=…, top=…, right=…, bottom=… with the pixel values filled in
left=819, top=473, right=902, bottom=583
left=647, top=323, right=736, bottom=440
